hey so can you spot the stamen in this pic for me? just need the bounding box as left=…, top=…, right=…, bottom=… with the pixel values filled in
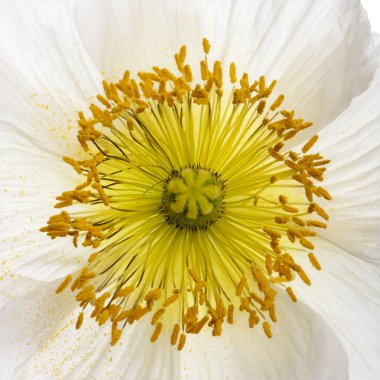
left=151, top=308, right=166, bottom=325
left=202, top=38, right=211, bottom=54
left=41, top=38, right=331, bottom=348
left=150, top=322, right=163, bottom=342
left=177, top=333, right=187, bottom=351
left=302, top=135, right=319, bottom=153
left=263, top=322, right=273, bottom=338
left=76, top=312, right=84, bottom=329
left=308, top=252, right=322, bottom=270
left=270, top=94, right=285, bottom=111
left=55, top=275, right=72, bottom=294
left=171, top=324, right=180, bottom=345
left=229, top=63, right=237, bottom=84
left=286, top=287, right=297, bottom=302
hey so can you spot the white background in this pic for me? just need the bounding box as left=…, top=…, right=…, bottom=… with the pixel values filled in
left=361, top=0, right=380, bottom=32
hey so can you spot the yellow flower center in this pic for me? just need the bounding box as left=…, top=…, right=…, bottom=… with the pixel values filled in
left=161, top=167, right=225, bottom=230
left=42, top=38, right=332, bottom=350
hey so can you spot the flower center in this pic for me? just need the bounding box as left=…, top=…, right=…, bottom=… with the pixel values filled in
left=161, top=167, right=224, bottom=230
left=41, top=38, right=332, bottom=351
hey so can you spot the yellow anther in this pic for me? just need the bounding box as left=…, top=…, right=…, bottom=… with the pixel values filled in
left=177, top=333, right=187, bottom=351
left=163, top=294, right=180, bottom=307
left=200, top=60, right=209, bottom=81
left=281, top=204, right=299, bottom=213
left=151, top=309, right=165, bottom=325
left=191, top=316, right=209, bottom=334
left=263, top=227, right=281, bottom=239
left=227, top=304, right=234, bottom=324
left=269, top=276, right=288, bottom=284
left=171, top=324, right=180, bottom=345
left=102, top=109, right=113, bottom=127
left=309, top=203, right=329, bottom=220
left=268, top=147, right=284, bottom=161
left=184, top=64, right=193, bottom=82
left=78, top=110, right=85, bottom=120
left=302, top=135, right=319, bottom=153
left=96, top=94, right=111, bottom=108
left=199, top=291, right=206, bottom=305
left=189, top=269, right=201, bottom=283
left=55, top=275, right=72, bottom=294
left=273, top=142, right=284, bottom=152
left=92, top=182, right=109, bottom=205
left=317, top=187, right=332, bottom=200
left=88, top=253, right=98, bottom=263
left=298, top=268, right=311, bottom=285
left=194, top=281, right=206, bottom=294
left=299, top=237, right=314, bottom=250
left=263, top=322, right=273, bottom=338
left=292, top=173, right=309, bottom=185
left=266, top=254, right=273, bottom=275
left=92, top=294, right=110, bottom=318
left=115, top=311, right=130, bottom=323
left=110, top=305, right=122, bottom=321
left=307, top=220, right=327, bottom=228
left=270, top=94, right=284, bottom=111
left=89, top=104, right=104, bottom=121
left=179, top=44, right=187, bottom=62
left=202, top=38, right=211, bottom=54
left=259, top=76, right=266, bottom=93
left=249, top=311, right=259, bottom=328
left=102, top=80, right=111, bottom=99
left=286, top=287, right=297, bottom=302
left=76, top=285, right=95, bottom=302
left=63, top=156, right=82, bottom=174
left=308, top=252, right=321, bottom=270
left=76, top=312, right=84, bottom=329
left=145, top=289, right=162, bottom=302
left=111, top=328, right=122, bottom=346
left=257, top=100, right=266, bottom=114
left=292, top=217, right=305, bottom=226
left=267, top=80, right=277, bottom=93
left=289, top=151, right=299, bottom=161
left=150, top=322, right=162, bottom=343
left=213, top=60, right=223, bottom=87
left=236, top=276, right=247, bottom=296
left=285, top=159, right=301, bottom=171
left=275, top=216, right=289, bottom=224
left=229, top=62, right=237, bottom=83
left=54, top=200, right=73, bottom=209
left=193, top=96, right=208, bottom=106
left=269, top=304, right=277, bottom=322
left=116, top=286, right=135, bottom=298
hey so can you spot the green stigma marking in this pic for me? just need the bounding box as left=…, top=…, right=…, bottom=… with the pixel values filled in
left=161, top=167, right=225, bottom=230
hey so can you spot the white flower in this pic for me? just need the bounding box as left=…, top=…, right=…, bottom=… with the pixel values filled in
left=0, top=0, right=379, bottom=379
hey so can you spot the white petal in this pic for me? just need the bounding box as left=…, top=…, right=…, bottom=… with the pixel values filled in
left=292, top=238, right=380, bottom=379
left=74, top=0, right=378, bottom=130
left=0, top=279, right=348, bottom=380
left=0, top=143, right=88, bottom=297
left=317, top=42, right=380, bottom=265
left=0, top=0, right=102, bottom=157
left=0, top=279, right=181, bottom=380
left=0, top=0, right=103, bottom=294
left=181, top=291, right=348, bottom=380
left=0, top=280, right=76, bottom=380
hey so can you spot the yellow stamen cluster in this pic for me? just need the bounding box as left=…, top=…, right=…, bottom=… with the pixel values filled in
left=40, top=211, right=107, bottom=248
left=42, top=38, right=331, bottom=350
